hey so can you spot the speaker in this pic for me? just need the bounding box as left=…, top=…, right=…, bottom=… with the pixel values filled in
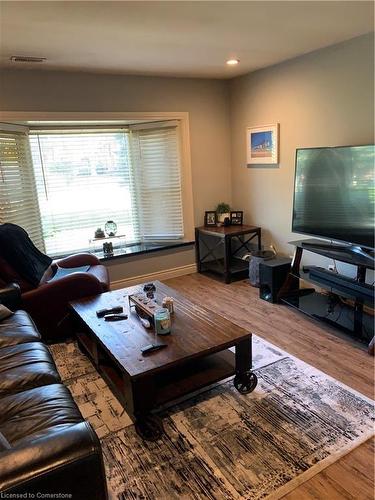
left=259, top=257, right=291, bottom=303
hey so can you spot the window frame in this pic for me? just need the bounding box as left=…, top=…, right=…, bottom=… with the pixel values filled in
left=0, top=112, right=195, bottom=251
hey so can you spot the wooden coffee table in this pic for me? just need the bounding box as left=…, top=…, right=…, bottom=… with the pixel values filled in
left=70, top=281, right=257, bottom=440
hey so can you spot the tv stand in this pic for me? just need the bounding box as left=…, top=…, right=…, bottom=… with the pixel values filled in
left=301, top=240, right=350, bottom=251
left=300, top=239, right=375, bottom=267
left=279, top=239, right=374, bottom=353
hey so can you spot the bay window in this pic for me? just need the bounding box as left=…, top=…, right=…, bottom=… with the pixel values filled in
left=0, top=120, right=186, bottom=257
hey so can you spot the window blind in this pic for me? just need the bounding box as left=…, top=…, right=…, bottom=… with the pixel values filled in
left=29, top=129, right=139, bottom=256
left=130, top=123, right=184, bottom=240
left=27, top=122, right=184, bottom=257
left=0, top=131, right=45, bottom=251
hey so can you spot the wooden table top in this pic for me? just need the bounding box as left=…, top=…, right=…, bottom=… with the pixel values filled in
left=70, top=281, right=251, bottom=379
left=196, top=224, right=260, bottom=237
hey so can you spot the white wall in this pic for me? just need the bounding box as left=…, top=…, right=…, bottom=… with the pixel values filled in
left=229, top=33, right=374, bottom=276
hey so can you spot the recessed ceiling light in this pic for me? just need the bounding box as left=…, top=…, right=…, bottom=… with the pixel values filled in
left=226, top=58, right=239, bottom=66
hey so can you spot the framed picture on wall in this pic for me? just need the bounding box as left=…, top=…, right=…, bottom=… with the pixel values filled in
left=246, top=123, right=279, bottom=165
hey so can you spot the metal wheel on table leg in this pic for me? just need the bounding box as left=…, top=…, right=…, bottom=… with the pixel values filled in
left=135, top=414, right=164, bottom=441
left=234, top=371, right=258, bottom=394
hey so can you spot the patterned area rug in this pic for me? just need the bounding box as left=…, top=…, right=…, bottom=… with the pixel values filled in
left=49, top=337, right=374, bottom=499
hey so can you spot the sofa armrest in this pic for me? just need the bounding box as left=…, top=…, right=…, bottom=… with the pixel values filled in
left=21, top=273, right=104, bottom=340
left=0, top=422, right=108, bottom=499
left=23, top=272, right=103, bottom=305
left=54, top=252, right=101, bottom=268
left=0, top=283, right=21, bottom=310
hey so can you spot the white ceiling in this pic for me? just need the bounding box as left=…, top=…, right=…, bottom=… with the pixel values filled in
left=0, top=1, right=373, bottom=79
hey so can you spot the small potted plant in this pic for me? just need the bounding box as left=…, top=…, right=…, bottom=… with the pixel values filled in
left=216, top=202, right=231, bottom=224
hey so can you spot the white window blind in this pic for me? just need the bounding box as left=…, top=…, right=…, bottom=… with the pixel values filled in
left=130, top=123, right=184, bottom=240
left=29, top=129, right=139, bottom=256
left=28, top=122, right=184, bottom=257
left=0, top=130, right=45, bottom=251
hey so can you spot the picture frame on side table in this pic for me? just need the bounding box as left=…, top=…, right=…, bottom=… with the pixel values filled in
left=247, top=123, right=279, bottom=165
left=204, top=211, right=217, bottom=226
left=230, top=211, right=243, bottom=225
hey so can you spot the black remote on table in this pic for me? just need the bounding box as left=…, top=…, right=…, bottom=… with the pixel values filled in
left=104, top=314, right=128, bottom=322
left=141, top=343, right=167, bottom=355
left=96, top=306, right=123, bottom=318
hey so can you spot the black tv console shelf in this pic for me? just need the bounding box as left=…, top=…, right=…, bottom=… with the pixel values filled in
left=278, top=239, right=374, bottom=353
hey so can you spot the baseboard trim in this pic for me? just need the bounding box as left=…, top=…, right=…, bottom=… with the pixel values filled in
left=110, top=263, right=197, bottom=290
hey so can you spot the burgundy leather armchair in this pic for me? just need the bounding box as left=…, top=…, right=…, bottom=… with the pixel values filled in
left=0, top=252, right=109, bottom=341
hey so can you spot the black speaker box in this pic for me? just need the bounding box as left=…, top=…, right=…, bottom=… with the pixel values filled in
left=259, top=257, right=291, bottom=303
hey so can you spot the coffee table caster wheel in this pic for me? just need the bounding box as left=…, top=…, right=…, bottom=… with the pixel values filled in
left=234, top=372, right=258, bottom=394
left=135, top=415, right=164, bottom=441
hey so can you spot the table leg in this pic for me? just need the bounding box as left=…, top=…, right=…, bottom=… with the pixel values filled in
left=195, top=227, right=202, bottom=273
left=234, top=337, right=258, bottom=394
left=224, top=235, right=231, bottom=283
left=132, top=376, right=165, bottom=441
left=278, top=246, right=302, bottom=299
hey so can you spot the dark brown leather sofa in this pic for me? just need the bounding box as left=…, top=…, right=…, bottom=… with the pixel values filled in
left=0, top=285, right=108, bottom=499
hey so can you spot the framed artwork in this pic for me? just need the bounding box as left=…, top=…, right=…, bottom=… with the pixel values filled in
left=204, top=211, right=217, bottom=226
left=230, top=211, right=243, bottom=225
left=246, top=123, right=279, bottom=165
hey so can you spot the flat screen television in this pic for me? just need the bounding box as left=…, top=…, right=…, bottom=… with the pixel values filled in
left=292, top=145, right=375, bottom=250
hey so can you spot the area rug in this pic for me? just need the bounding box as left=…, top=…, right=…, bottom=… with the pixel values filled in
left=49, top=337, right=374, bottom=500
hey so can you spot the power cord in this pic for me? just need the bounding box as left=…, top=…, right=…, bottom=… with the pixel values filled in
left=325, top=295, right=343, bottom=322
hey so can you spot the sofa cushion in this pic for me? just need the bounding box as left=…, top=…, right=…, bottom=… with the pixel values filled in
left=0, top=310, right=41, bottom=348
left=0, top=343, right=60, bottom=397
left=0, top=384, right=83, bottom=447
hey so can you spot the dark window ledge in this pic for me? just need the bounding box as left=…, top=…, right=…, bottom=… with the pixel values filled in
left=97, top=240, right=195, bottom=262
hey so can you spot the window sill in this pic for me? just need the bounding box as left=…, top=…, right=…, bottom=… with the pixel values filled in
left=95, top=240, right=195, bottom=262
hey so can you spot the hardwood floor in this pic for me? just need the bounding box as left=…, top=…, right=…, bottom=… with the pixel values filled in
left=166, top=273, right=374, bottom=500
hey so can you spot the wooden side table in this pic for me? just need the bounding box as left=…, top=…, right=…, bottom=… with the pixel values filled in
left=195, top=225, right=261, bottom=283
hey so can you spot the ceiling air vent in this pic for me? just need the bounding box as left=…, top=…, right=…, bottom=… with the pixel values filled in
left=10, top=56, right=46, bottom=63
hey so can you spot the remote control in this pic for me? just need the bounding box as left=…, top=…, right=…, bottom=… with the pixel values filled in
left=96, top=306, right=123, bottom=318
left=141, top=343, right=167, bottom=355
left=104, top=314, right=128, bottom=322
